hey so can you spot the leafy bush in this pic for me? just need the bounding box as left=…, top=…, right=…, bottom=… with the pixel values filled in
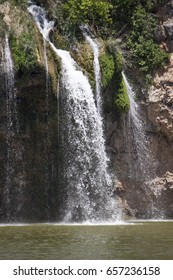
left=62, top=0, right=112, bottom=28
left=127, top=5, right=168, bottom=77
left=110, top=0, right=170, bottom=27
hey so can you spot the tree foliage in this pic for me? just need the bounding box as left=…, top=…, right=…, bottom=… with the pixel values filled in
left=63, top=0, right=112, bottom=28
left=127, top=5, right=168, bottom=76
left=110, top=0, right=170, bottom=26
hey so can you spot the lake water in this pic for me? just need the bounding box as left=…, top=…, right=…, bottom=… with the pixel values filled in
left=0, top=221, right=173, bottom=259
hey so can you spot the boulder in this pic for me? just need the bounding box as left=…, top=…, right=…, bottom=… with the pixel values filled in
left=163, top=19, right=173, bottom=39
left=163, top=19, right=173, bottom=51
left=155, top=25, right=166, bottom=43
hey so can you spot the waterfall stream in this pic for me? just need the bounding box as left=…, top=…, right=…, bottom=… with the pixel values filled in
left=123, top=72, right=155, bottom=181
left=2, top=35, right=25, bottom=220
left=2, top=34, right=15, bottom=219
left=43, top=39, right=51, bottom=218
left=28, top=4, right=120, bottom=223
left=43, top=39, right=49, bottom=93
left=81, top=27, right=102, bottom=113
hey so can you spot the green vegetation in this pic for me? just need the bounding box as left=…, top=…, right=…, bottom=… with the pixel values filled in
left=100, top=41, right=129, bottom=113
left=0, top=14, right=6, bottom=38
left=11, top=0, right=27, bottom=9
left=114, top=78, right=130, bottom=113
left=61, top=0, right=169, bottom=86
left=99, top=54, right=115, bottom=88
left=62, top=0, right=112, bottom=28
left=110, top=0, right=170, bottom=27
left=3, top=0, right=169, bottom=113
left=10, top=32, right=37, bottom=73
left=127, top=5, right=168, bottom=78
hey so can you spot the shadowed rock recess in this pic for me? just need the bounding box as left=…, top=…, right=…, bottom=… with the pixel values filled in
left=0, top=0, right=173, bottom=222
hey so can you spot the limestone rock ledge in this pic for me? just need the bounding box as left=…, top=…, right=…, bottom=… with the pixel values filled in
left=147, top=172, right=173, bottom=218
left=148, top=53, right=173, bottom=141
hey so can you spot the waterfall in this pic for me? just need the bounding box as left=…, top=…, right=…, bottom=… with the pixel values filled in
left=43, top=39, right=51, bottom=218
left=43, top=39, right=50, bottom=94
left=1, top=35, right=25, bottom=220
left=81, top=27, right=102, bottom=113
left=123, top=73, right=164, bottom=217
left=123, top=72, right=156, bottom=183
left=2, top=35, right=17, bottom=219
left=28, top=4, right=120, bottom=223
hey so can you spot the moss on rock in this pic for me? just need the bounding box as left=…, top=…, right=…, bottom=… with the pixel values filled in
left=99, top=53, right=115, bottom=88
left=114, top=77, right=130, bottom=113
left=99, top=40, right=129, bottom=114
left=71, top=41, right=96, bottom=90
left=10, top=32, right=37, bottom=73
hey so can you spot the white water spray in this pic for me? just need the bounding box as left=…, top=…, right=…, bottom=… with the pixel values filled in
left=28, top=4, right=120, bottom=222
left=81, top=27, right=102, bottom=113
left=43, top=39, right=50, bottom=93
left=123, top=72, right=156, bottom=181
left=1, top=35, right=25, bottom=220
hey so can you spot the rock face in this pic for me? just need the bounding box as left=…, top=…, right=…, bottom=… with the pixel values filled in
left=0, top=47, right=63, bottom=222
left=163, top=20, right=173, bottom=51
left=148, top=54, right=173, bottom=142
left=105, top=51, right=173, bottom=219
left=148, top=172, right=173, bottom=218
left=0, top=1, right=63, bottom=222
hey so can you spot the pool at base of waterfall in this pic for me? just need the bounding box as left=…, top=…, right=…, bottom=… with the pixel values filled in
left=0, top=221, right=173, bottom=259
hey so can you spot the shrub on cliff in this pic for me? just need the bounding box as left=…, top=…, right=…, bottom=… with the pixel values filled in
left=127, top=5, right=168, bottom=79
left=62, top=0, right=112, bottom=29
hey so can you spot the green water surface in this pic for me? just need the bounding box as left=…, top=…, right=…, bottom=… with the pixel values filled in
left=0, top=221, right=173, bottom=259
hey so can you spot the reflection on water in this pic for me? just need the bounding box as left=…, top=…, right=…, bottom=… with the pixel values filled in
left=0, top=221, right=173, bottom=259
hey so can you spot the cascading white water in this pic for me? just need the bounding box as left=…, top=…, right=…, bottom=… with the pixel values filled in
left=2, top=35, right=21, bottom=219
left=28, top=4, right=120, bottom=222
left=2, top=35, right=16, bottom=219
left=123, top=73, right=164, bottom=218
left=1, top=34, right=27, bottom=221
left=43, top=39, right=50, bottom=93
left=123, top=72, right=156, bottom=181
left=43, top=39, right=51, bottom=218
left=81, top=27, right=102, bottom=113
